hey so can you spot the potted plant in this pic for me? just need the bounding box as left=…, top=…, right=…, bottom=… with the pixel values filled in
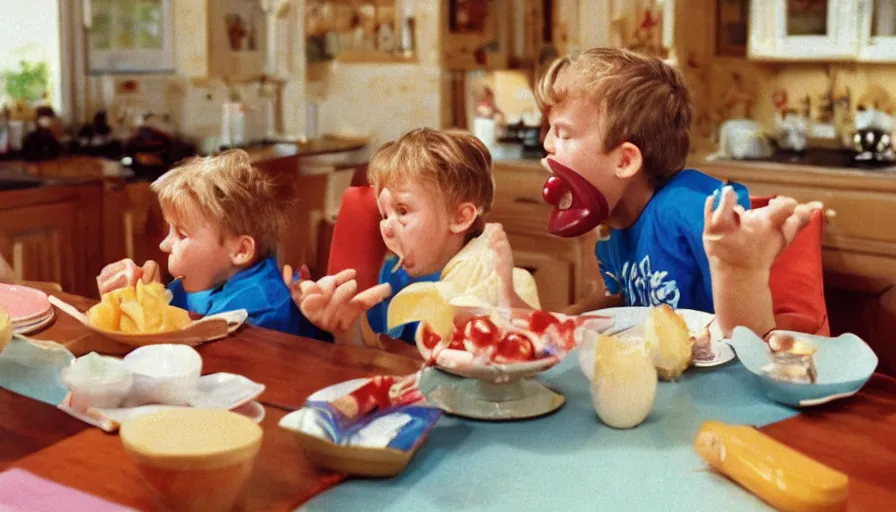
left=2, top=60, right=49, bottom=116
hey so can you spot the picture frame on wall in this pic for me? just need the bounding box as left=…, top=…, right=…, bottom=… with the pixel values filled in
left=716, top=0, right=749, bottom=57
left=88, top=0, right=175, bottom=73
left=208, top=0, right=268, bottom=80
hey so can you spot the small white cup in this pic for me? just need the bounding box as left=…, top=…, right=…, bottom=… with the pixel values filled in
left=123, top=345, right=202, bottom=406
left=61, top=352, right=134, bottom=411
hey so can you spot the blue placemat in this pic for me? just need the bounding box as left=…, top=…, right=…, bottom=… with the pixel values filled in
left=0, top=337, right=73, bottom=405
left=300, top=357, right=798, bottom=512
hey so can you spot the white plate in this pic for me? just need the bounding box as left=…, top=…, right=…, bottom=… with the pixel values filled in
left=693, top=341, right=736, bottom=368
left=578, top=306, right=728, bottom=380
left=587, top=306, right=723, bottom=340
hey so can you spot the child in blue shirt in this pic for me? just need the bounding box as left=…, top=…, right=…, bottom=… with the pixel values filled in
left=595, top=169, right=750, bottom=313
left=286, top=128, right=532, bottom=346
left=529, top=48, right=822, bottom=338
left=96, top=149, right=323, bottom=338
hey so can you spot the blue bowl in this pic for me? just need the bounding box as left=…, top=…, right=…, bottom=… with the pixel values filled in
left=730, top=327, right=878, bottom=407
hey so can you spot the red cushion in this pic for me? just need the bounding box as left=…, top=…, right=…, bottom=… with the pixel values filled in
left=327, top=186, right=387, bottom=292
left=751, top=196, right=830, bottom=336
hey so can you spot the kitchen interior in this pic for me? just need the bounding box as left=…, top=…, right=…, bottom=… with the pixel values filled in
left=1, top=0, right=896, bottom=376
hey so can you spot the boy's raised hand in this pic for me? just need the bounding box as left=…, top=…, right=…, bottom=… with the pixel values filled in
left=97, top=259, right=161, bottom=295
left=703, top=186, right=823, bottom=271
left=290, top=269, right=392, bottom=336
left=281, top=263, right=314, bottom=305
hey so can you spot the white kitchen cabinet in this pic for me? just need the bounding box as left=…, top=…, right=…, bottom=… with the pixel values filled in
left=750, top=0, right=896, bottom=62
left=749, top=0, right=858, bottom=60
left=857, top=0, right=896, bottom=61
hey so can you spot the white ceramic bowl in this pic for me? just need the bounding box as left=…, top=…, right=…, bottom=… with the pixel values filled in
left=61, top=352, right=133, bottom=411
left=123, top=344, right=202, bottom=406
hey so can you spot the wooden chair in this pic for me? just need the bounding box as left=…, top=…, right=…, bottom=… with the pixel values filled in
left=326, top=186, right=386, bottom=292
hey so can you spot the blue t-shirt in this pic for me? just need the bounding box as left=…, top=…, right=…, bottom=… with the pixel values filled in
left=596, top=169, right=751, bottom=313
left=366, top=255, right=441, bottom=344
left=168, top=256, right=327, bottom=340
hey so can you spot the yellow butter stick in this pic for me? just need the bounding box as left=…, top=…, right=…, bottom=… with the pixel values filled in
left=695, top=420, right=848, bottom=512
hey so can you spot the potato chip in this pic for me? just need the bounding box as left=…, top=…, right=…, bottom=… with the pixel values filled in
left=88, top=281, right=191, bottom=334
left=87, top=300, right=120, bottom=331
left=119, top=300, right=146, bottom=333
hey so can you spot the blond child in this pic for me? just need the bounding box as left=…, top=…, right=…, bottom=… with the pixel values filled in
left=530, top=47, right=821, bottom=338
left=286, top=128, right=521, bottom=345
left=96, top=149, right=324, bottom=337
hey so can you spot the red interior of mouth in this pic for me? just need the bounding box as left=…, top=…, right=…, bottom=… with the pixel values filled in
left=542, top=158, right=609, bottom=237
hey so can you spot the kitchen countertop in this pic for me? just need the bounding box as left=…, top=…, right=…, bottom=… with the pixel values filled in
left=0, top=158, right=106, bottom=188
left=245, top=136, right=368, bottom=162
left=697, top=158, right=896, bottom=192
left=493, top=157, right=546, bottom=171
left=495, top=155, right=896, bottom=195
left=0, top=136, right=369, bottom=191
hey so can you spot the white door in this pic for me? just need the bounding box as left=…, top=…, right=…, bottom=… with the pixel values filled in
left=857, top=0, right=896, bottom=61
left=749, top=0, right=858, bottom=60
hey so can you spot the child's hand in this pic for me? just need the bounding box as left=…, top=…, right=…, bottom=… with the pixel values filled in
left=485, top=223, right=522, bottom=309
left=281, top=263, right=313, bottom=306
left=97, top=259, right=161, bottom=295
left=703, top=186, right=822, bottom=271
left=297, top=270, right=393, bottom=335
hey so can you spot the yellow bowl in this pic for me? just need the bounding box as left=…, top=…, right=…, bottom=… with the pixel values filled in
left=120, top=408, right=262, bottom=512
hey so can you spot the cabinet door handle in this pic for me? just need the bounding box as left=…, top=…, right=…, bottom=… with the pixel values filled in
left=824, top=208, right=837, bottom=223
left=514, top=197, right=540, bottom=205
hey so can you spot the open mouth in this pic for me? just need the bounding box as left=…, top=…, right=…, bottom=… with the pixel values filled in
left=541, top=158, right=609, bottom=238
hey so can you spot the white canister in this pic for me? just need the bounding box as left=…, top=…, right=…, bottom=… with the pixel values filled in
left=472, top=117, right=497, bottom=150
left=305, top=101, right=319, bottom=140
left=221, top=102, right=247, bottom=148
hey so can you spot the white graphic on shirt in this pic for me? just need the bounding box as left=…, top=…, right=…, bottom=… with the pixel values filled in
left=620, top=255, right=680, bottom=308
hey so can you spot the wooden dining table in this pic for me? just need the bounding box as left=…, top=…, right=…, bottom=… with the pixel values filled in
left=2, top=286, right=896, bottom=511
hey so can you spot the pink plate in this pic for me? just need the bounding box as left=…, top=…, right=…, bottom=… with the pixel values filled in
left=0, top=284, right=52, bottom=323
left=13, top=309, right=56, bottom=335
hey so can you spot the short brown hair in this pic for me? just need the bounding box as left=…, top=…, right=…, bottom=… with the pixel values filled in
left=536, top=47, right=693, bottom=185
left=367, top=128, right=495, bottom=232
left=151, top=149, right=287, bottom=259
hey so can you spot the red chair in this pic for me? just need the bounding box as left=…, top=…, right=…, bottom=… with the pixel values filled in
left=752, top=196, right=830, bottom=336
left=327, top=186, right=387, bottom=293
